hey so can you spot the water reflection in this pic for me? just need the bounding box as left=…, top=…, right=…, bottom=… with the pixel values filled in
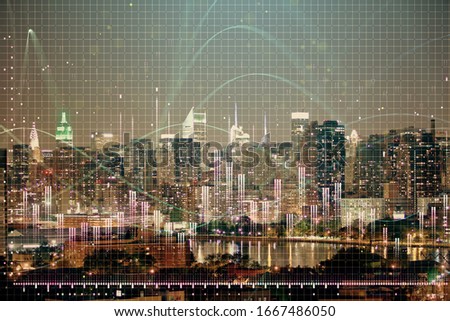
left=190, top=239, right=450, bottom=268
left=190, top=239, right=337, bottom=267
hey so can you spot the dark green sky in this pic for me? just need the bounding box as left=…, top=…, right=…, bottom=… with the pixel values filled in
left=0, top=0, right=448, bottom=148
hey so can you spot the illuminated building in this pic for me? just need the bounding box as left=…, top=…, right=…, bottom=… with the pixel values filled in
left=90, top=132, right=115, bottom=151
left=291, top=112, right=309, bottom=162
left=386, top=128, right=441, bottom=213
left=0, top=148, right=6, bottom=258
left=344, top=130, right=360, bottom=195
left=229, top=103, right=250, bottom=145
left=411, top=132, right=441, bottom=199
left=355, top=134, right=384, bottom=198
left=29, top=122, right=42, bottom=163
left=12, top=144, right=30, bottom=191
left=316, top=120, right=346, bottom=206
left=182, top=107, right=207, bottom=144
left=129, top=138, right=153, bottom=197
left=55, top=111, right=73, bottom=147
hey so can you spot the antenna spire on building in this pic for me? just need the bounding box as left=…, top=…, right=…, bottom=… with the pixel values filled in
left=167, top=111, right=170, bottom=135
left=155, top=87, right=159, bottom=141
left=264, top=112, right=267, bottom=136
left=234, top=102, right=238, bottom=127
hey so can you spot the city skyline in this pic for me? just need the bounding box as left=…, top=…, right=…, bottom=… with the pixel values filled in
left=0, top=108, right=448, bottom=152
left=0, top=1, right=448, bottom=148
left=1, top=0, right=450, bottom=303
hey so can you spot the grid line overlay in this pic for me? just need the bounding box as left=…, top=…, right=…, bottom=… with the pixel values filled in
left=0, top=0, right=449, bottom=301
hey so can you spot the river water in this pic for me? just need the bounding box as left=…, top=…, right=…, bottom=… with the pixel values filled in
left=12, top=228, right=450, bottom=268
left=190, top=238, right=450, bottom=268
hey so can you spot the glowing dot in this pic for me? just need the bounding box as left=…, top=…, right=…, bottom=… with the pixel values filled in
left=358, top=116, right=361, bottom=120
left=28, top=29, right=33, bottom=33
left=129, top=2, right=133, bottom=6
left=441, top=106, right=444, bottom=109
left=119, top=94, right=122, bottom=99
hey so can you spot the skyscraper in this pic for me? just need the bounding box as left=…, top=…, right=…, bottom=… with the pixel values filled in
left=316, top=120, right=346, bottom=209
left=260, top=112, right=271, bottom=146
left=29, top=122, right=42, bottom=163
left=90, top=132, right=115, bottom=151
left=55, top=111, right=73, bottom=146
left=291, top=112, right=309, bottom=160
left=229, top=103, right=250, bottom=145
left=173, top=137, right=201, bottom=183
left=344, top=130, right=360, bottom=195
left=12, top=144, right=30, bottom=190
left=410, top=132, right=441, bottom=199
left=355, top=134, right=384, bottom=198
left=129, top=138, right=153, bottom=196
left=385, top=128, right=442, bottom=214
left=0, top=148, right=6, bottom=258
left=182, top=107, right=207, bottom=144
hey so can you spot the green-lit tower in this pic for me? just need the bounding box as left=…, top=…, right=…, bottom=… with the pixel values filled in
left=55, top=111, right=73, bottom=146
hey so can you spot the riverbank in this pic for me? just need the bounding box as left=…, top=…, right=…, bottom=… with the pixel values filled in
left=191, top=234, right=450, bottom=249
